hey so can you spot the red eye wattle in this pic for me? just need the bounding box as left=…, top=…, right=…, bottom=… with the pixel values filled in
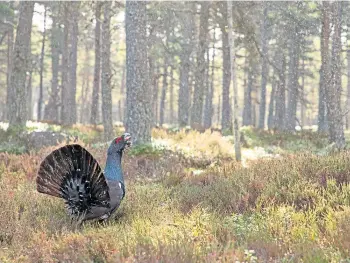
left=115, top=137, right=123, bottom=144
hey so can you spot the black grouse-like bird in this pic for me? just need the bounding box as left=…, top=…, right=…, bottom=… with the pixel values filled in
left=36, top=133, right=132, bottom=222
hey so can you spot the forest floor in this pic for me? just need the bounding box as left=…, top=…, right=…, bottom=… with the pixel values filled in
left=1, top=123, right=350, bottom=262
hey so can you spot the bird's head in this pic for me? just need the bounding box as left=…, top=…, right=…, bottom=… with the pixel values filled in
left=108, top=133, right=132, bottom=154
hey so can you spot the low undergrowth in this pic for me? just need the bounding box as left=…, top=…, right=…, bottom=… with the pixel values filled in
left=1, top=139, right=350, bottom=262
left=1, top=125, right=350, bottom=262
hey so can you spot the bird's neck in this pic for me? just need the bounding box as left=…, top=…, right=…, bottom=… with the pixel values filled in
left=104, top=151, right=124, bottom=182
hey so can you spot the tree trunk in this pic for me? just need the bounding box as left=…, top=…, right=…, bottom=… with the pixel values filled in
left=274, top=52, right=286, bottom=131
left=227, top=0, right=242, bottom=161
left=152, top=63, right=160, bottom=126
left=346, top=21, right=350, bottom=129
left=61, top=3, right=70, bottom=125
left=80, top=43, right=91, bottom=124
left=169, top=66, right=174, bottom=124
left=6, top=23, right=13, bottom=121
left=38, top=6, right=47, bottom=121
left=159, top=59, right=168, bottom=126
left=191, top=1, right=210, bottom=130
left=101, top=1, right=113, bottom=139
left=258, top=6, right=269, bottom=130
left=27, top=68, right=33, bottom=120
left=267, top=78, right=276, bottom=130
left=220, top=3, right=231, bottom=132
left=326, top=2, right=345, bottom=149
left=45, top=2, right=60, bottom=122
left=8, top=1, right=34, bottom=129
left=125, top=1, right=151, bottom=144
left=204, top=35, right=215, bottom=130
left=242, top=57, right=254, bottom=126
left=300, top=58, right=305, bottom=127
left=120, top=64, right=126, bottom=123
left=69, top=2, right=79, bottom=125
left=285, top=25, right=300, bottom=132
left=318, top=2, right=330, bottom=133
left=91, top=2, right=102, bottom=125
left=178, top=5, right=193, bottom=127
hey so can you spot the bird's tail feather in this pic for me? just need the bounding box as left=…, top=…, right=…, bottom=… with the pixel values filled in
left=36, top=144, right=110, bottom=217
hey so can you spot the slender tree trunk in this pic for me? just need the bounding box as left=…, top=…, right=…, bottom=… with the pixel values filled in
left=318, top=2, right=330, bottom=133
left=326, top=2, right=345, bottom=149
left=152, top=64, right=160, bottom=126
left=204, top=34, right=215, bottom=130
left=346, top=21, right=350, bottom=129
left=80, top=43, right=91, bottom=124
left=220, top=7, right=232, bottom=132
left=6, top=24, right=13, bottom=121
left=159, top=58, right=168, bottom=126
left=300, top=58, right=305, bottom=127
left=101, top=1, right=113, bottom=139
left=191, top=1, right=210, bottom=130
left=178, top=5, right=193, bottom=127
left=38, top=7, right=47, bottom=121
left=217, top=95, right=221, bottom=127
left=169, top=66, right=174, bottom=124
left=8, top=2, right=34, bottom=129
left=242, top=57, right=254, bottom=126
left=267, top=78, right=276, bottom=130
left=120, top=64, right=126, bottom=123
left=61, top=2, right=70, bottom=125
left=45, top=3, right=60, bottom=122
left=227, top=0, right=241, bottom=161
left=125, top=1, right=151, bottom=144
left=285, top=26, right=300, bottom=132
left=258, top=6, right=269, bottom=129
left=91, top=2, right=102, bottom=125
left=274, top=52, right=286, bottom=131
left=69, top=2, right=79, bottom=125
left=27, top=68, right=33, bottom=120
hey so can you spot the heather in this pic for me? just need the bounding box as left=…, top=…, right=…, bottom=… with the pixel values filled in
left=0, top=125, right=350, bottom=262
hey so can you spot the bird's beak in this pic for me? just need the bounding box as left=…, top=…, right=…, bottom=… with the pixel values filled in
left=125, top=135, right=132, bottom=147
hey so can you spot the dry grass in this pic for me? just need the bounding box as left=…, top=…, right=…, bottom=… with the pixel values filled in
left=1, top=127, right=350, bottom=262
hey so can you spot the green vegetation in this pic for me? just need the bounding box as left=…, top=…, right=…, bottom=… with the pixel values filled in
left=1, top=125, right=350, bottom=262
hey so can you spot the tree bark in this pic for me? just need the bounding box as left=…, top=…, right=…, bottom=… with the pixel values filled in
left=169, top=65, right=174, bottom=124
left=300, top=58, right=305, bottom=127
left=274, top=52, right=286, bottom=131
left=267, top=78, right=276, bottom=130
left=318, top=2, right=330, bottom=133
left=204, top=33, right=215, bottom=130
left=346, top=21, right=350, bottom=129
left=258, top=6, right=269, bottom=130
left=242, top=56, right=254, bottom=127
left=69, top=2, right=79, bottom=124
left=191, top=1, right=210, bottom=130
left=125, top=1, right=151, bottom=144
left=80, top=42, right=91, bottom=124
left=159, top=58, right=168, bottom=126
left=6, top=23, right=13, bottom=121
left=37, top=6, right=47, bottom=121
left=91, top=2, right=102, bottom=125
left=220, top=4, right=232, bottom=132
left=285, top=25, right=300, bottom=132
left=61, top=2, right=70, bottom=125
left=45, top=2, right=60, bottom=122
left=8, top=1, right=34, bottom=129
left=227, top=0, right=241, bottom=161
left=101, top=1, right=113, bottom=139
left=326, top=1, right=345, bottom=149
left=178, top=4, right=194, bottom=127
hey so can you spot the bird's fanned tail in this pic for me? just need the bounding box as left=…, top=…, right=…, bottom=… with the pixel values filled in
left=36, top=144, right=110, bottom=218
